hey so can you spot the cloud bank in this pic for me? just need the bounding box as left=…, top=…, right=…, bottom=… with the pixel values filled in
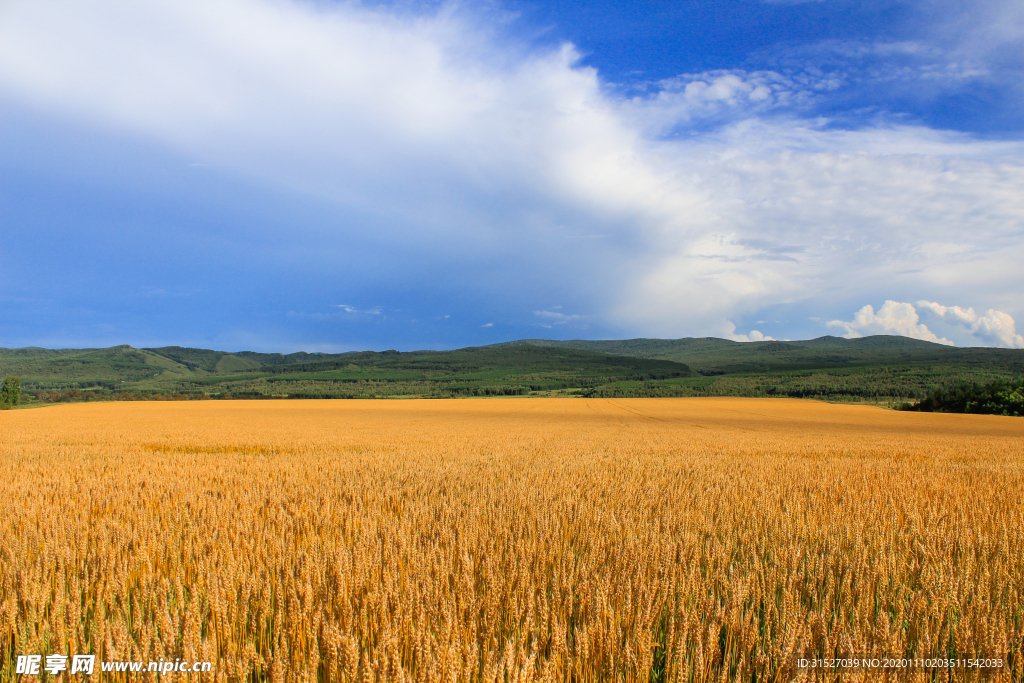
left=1, top=0, right=1022, bottom=347
left=828, top=300, right=1024, bottom=348
left=828, top=301, right=955, bottom=345
left=917, top=301, right=1024, bottom=348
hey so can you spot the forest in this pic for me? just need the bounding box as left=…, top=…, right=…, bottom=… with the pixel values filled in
left=2, top=335, right=1021, bottom=409
left=900, top=378, right=1024, bottom=416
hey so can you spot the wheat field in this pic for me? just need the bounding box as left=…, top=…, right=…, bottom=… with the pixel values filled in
left=1, top=398, right=1022, bottom=682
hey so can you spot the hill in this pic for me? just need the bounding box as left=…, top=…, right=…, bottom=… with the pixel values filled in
left=144, top=346, right=339, bottom=372
left=0, top=345, right=200, bottom=386
left=0, top=344, right=692, bottom=401
left=3, top=335, right=1021, bottom=405
left=493, top=335, right=1019, bottom=373
left=493, top=336, right=1023, bottom=402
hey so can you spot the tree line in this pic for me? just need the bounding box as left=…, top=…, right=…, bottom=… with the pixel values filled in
left=899, top=379, right=1024, bottom=416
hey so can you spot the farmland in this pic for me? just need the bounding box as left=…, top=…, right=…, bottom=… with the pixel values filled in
left=2, top=399, right=1023, bottom=681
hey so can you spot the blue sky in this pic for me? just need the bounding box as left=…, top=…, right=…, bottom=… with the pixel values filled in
left=1, top=0, right=1022, bottom=351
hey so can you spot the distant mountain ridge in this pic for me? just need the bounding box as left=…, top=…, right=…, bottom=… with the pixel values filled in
left=0, top=343, right=693, bottom=399
left=143, top=346, right=339, bottom=373
left=1, top=335, right=1021, bottom=404
left=489, top=335, right=1019, bottom=373
left=495, top=334, right=948, bottom=355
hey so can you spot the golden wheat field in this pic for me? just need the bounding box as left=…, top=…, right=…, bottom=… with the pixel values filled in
left=1, top=398, right=1023, bottom=682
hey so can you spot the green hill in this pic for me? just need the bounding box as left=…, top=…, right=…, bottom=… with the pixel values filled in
left=0, top=345, right=200, bottom=387
left=144, top=346, right=339, bottom=371
left=493, top=336, right=1022, bottom=402
left=1, top=344, right=692, bottom=401
left=3, top=335, right=1021, bottom=405
left=495, top=335, right=1020, bottom=374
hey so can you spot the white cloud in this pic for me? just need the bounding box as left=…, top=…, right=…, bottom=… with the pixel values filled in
left=611, top=121, right=1024, bottom=337
left=624, top=70, right=814, bottom=135
left=0, top=0, right=1021, bottom=340
left=827, top=300, right=954, bottom=345
left=917, top=301, right=1024, bottom=348
left=826, top=299, right=1024, bottom=348
left=744, top=330, right=776, bottom=342
left=337, top=305, right=381, bottom=315
left=725, top=322, right=777, bottom=342
left=534, top=310, right=583, bottom=324
left=533, top=310, right=585, bottom=329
